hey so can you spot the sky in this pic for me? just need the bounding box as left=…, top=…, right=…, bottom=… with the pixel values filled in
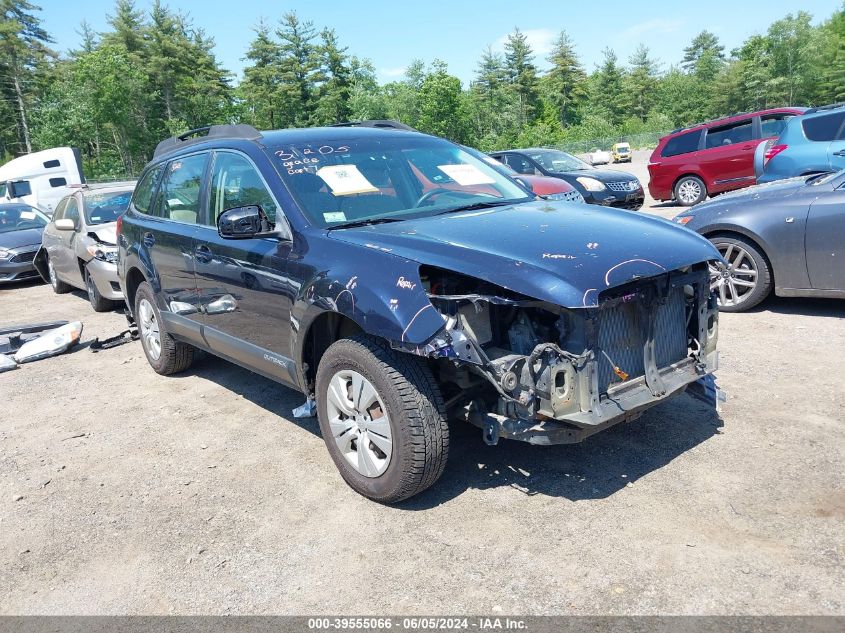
left=38, top=0, right=843, bottom=85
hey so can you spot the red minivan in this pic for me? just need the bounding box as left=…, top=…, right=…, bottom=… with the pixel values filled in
left=648, top=107, right=807, bottom=206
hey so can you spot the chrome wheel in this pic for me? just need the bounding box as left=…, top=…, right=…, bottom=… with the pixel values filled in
left=137, top=298, right=162, bottom=361
left=48, top=258, right=57, bottom=289
left=710, top=243, right=759, bottom=308
left=325, top=369, right=392, bottom=478
left=678, top=179, right=703, bottom=205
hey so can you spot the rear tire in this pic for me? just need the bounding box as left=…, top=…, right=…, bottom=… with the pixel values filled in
left=134, top=281, right=194, bottom=375
left=85, top=266, right=114, bottom=312
left=674, top=175, right=707, bottom=206
left=47, top=256, right=72, bottom=294
left=316, top=335, right=448, bottom=503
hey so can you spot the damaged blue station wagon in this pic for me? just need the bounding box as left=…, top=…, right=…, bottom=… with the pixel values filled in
left=117, top=122, right=722, bottom=503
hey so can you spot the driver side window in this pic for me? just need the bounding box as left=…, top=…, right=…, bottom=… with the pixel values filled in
left=208, top=152, right=278, bottom=225
left=505, top=154, right=536, bottom=175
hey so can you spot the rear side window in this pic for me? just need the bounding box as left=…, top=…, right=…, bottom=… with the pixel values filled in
left=49, top=177, right=66, bottom=187
left=802, top=112, right=845, bottom=142
left=705, top=119, right=753, bottom=149
left=154, top=154, right=209, bottom=224
left=661, top=130, right=702, bottom=157
left=760, top=114, right=795, bottom=139
left=43, top=159, right=60, bottom=168
left=132, top=165, right=163, bottom=215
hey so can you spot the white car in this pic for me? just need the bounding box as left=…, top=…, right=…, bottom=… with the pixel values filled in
left=587, top=148, right=611, bottom=166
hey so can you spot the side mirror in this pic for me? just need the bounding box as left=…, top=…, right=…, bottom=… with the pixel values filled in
left=218, top=205, right=274, bottom=239
left=55, top=218, right=75, bottom=231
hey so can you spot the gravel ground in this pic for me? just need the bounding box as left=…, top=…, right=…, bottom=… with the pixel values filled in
left=0, top=157, right=843, bottom=614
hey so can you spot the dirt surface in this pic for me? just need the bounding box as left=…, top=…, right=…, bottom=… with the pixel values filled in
left=1, top=160, right=843, bottom=614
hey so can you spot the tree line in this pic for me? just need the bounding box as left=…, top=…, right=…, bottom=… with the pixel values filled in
left=2, top=0, right=844, bottom=179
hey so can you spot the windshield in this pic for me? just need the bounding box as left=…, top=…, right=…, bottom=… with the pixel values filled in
left=0, top=204, right=48, bottom=233
left=83, top=190, right=133, bottom=225
left=527, top=149, right=591, bottom=173
left=267, top=136, right=532, bottom=228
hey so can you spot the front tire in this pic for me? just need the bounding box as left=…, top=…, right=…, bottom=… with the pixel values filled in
left=134, top=281, right=195, bottom=375
left=674, top=175, right=707, bottom=206
left=708, top=236, right=773, bottom=312
left=85, top=266, right=114, bottom=312
left=47, top=256, right=72, bottom=294
left=316, top=335, right=448, bottom=503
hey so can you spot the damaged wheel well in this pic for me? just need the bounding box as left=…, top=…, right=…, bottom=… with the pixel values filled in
left=124, top=267, right=147, bottom=313
left=301, top=312, right=364, bottom=392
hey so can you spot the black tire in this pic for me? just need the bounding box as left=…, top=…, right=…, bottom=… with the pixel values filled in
left=674, top=175, right=707, bottom=206
left=134, top=281, right=195, bottom=375
left=315, top=334, right=448, bottom=504
left=46, top=255, right=72, bottom=294
left=85, top=266, right=114, bottom=312
left=709, top=235, right=773, bottom=312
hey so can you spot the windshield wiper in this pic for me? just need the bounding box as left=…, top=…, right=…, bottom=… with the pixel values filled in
left=435, top=199, right=519, bottom=215
left=328, top=217, right=405, bottom=230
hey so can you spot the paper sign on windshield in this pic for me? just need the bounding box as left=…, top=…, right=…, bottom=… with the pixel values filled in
left=19, top=211, right=36, bottom=220
left=316, top=165, right=378, bottom=196
left=437, top=164, right=495, bottom=186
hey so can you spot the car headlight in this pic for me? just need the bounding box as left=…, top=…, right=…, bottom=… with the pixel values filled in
left=87, top=245, right=118, bottom=264
left=0, top=248, right=10, bottom=260
left=575, top=176, right=606, bottom=192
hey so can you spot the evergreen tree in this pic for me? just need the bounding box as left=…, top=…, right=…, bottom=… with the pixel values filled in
left=682, top=30, right=725, bottom=81
left=543, top=30, right=587, bottom=126
left=591, top=48, right=627, bottom=125
left=276, top=11, right=320, bottom=127
left=312, top=28, right=351, bottom=125
left=503, top=27, right=539, bottom=128
left=241, top=19, right=280, bottom=128
left=625, top=44, right=658, bottom=122
left=416, top=59, right=467, bottom=142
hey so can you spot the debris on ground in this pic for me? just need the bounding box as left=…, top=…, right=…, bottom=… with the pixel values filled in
left=12, top=321, right=83, bottom=364
left=292, top=397, right=317, bottom=418
left=90, top=326, right=139, bottom=352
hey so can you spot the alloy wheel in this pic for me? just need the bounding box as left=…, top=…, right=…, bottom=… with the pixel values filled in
left=86, top=273, right=96, bottom=304
left=48, top=259, right=57, bottom=289
left=709, top=243, right=759, bottom=308
left=325, top=369, right=392, bottom=478
left=678, top=179, right=702, bottom=205
left=137, top=298, right=162, bottom=361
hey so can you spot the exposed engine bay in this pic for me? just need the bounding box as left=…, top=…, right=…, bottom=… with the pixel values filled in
left=392, top=264, right=721, bottom=445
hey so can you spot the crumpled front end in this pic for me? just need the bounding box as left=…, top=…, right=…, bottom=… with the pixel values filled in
left=392, top=263, right=720, bottom=445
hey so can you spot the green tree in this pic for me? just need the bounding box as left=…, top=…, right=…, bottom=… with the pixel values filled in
left=591, top=48, right=627, bottom=125
left=416, top=59, right=467, bottom=142
left=543, top=30, right=587, bottom=126
left=276, top=11, right=320, bottom=127
left=503, top=27, right=539, bottom=128
left=0, top=0, right=53, bottom=153
left=625, top=44, right=658, bottom=122
left=682, top=30, right=725, bottom=80
left=766, top=11, right=816, bottom=104
left=312, top=28, right=351, bottom=125
left=240, top=19, right=280, bottom=128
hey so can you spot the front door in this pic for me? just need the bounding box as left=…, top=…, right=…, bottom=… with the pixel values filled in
left=56, top=194, right=84, bottom=285
left=193, top=150, right=297, bottom=385
left=806, top=185, right=845, bottom=291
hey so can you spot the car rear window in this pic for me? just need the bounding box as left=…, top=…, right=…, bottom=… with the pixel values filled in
left=704, top=119, right=753, bottom=149
left=802, top=112, right=845, bottom=142
left=661, top=130, right=702, bottom=157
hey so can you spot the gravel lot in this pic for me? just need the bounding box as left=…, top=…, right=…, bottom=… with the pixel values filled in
left=1, top=156, right=843, bottom=615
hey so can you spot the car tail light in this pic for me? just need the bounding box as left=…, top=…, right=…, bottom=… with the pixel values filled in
left=764, top=144, right=788, bottom=163
left=116, top=215, right=123, bottom=236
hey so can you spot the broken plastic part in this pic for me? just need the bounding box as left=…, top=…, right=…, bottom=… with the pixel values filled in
left=292, top=397, right=317, bottom=418
left=0, top=354, right=18, bottom=373
left=13, top=321, right=83, bottom=364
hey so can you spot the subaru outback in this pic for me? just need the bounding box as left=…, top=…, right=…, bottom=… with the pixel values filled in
left=118, top=123, right=722, bottom=503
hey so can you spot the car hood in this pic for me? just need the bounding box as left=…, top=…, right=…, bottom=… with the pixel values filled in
left=328, top=200, right=719, bottom=308
left=554, top=168, right=640, bottom=183
left=691, top=176, right=808, bottom=212
left=86, top=223, right=117, bottom=245
left=0, top=227, right=43, bottom=250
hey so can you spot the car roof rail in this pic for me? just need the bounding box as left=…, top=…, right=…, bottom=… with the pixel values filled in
left=804, top=102, right=845, bottom=115
left=153, top=124, right=262, bottom=159
left=329, top=119, right=418, bottom=132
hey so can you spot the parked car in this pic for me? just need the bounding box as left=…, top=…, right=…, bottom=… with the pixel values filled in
left=673, top=170, right=845, bottom=311
left=0, top=203, right=49, bottom=284
left=489, top=148, right=644, bottom=210
left=757, top=104, right=845, bottom=183
left=648, top=107, right=807, bottom=206
left=471, top=149, right=584, bottom=202
left=35, top=182, right=135, bottom=311
left=612, top=142, right=632, bottom=163
left=0, top=147, right=85, bottom=216
left=118, top=123, right=720, bottom=503
left=587, top=148, right=611, bottom=165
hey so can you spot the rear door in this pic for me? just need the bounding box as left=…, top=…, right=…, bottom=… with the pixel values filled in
left=805, top=182, right=845, bottom=291
left=140, top=153, right=210, bottom=326
left=699, top=118, right=756, bottom=192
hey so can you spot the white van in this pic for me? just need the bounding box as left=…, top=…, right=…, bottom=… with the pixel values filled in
left=0, top=147, right=85, bottom=216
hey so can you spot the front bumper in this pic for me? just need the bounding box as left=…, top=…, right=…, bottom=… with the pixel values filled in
left=472, top=352, right=718, bottom=445
left=0, top=249, right=41, bottom=284
left=583, top=188, right=645, bottom=210
left=86, top=257, right=124, bottom=301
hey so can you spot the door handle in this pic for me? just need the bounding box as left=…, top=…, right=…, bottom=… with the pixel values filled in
left=741, top=145, right=753, bottom=150
left=142, top=232, right=155, bottom=247
left=833, top=150, right=845, bottom=157
left=194, top=244, right=213, bottom=264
